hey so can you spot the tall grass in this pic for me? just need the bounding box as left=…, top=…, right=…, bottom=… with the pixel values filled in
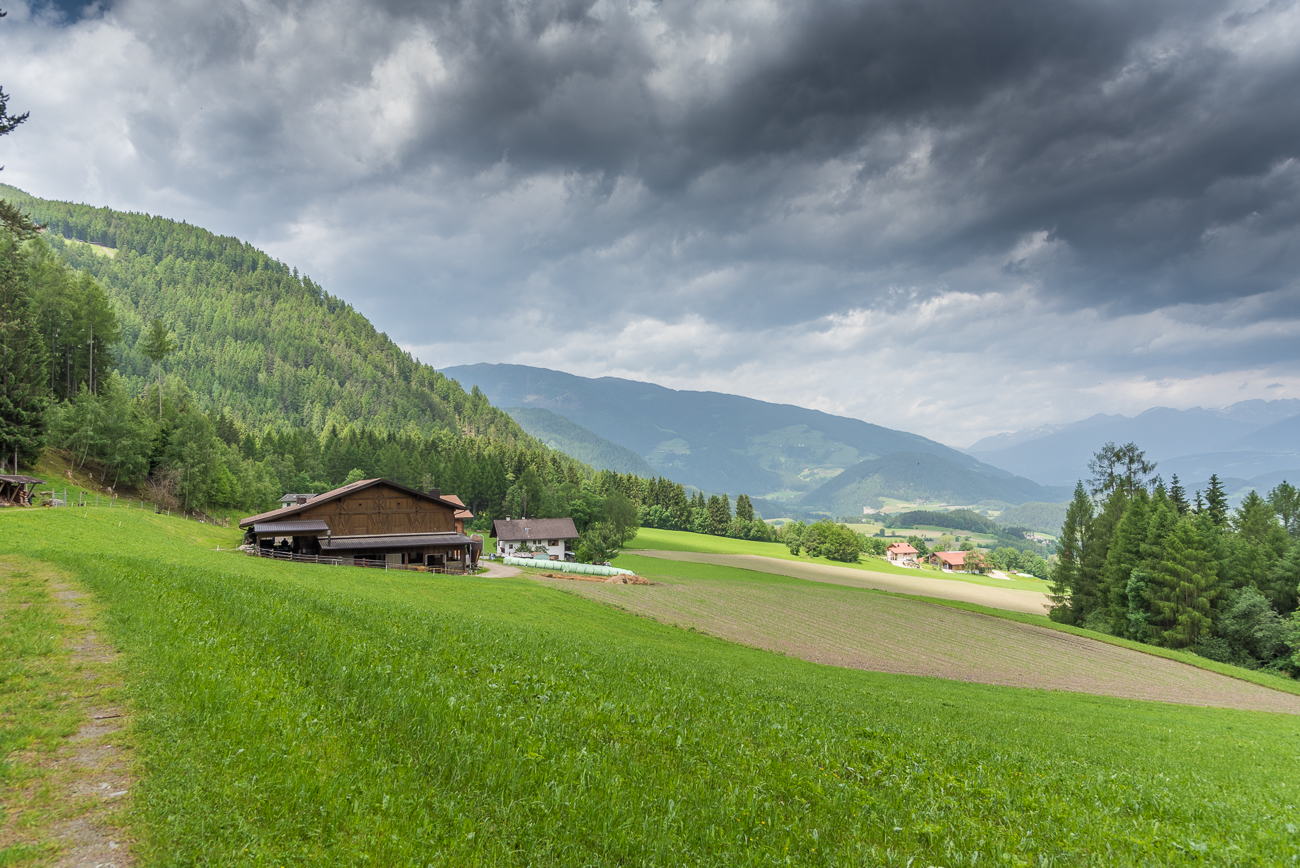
left=2, top=509, right=1297, bottom=865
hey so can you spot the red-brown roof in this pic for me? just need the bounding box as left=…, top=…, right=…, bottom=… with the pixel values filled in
left=932, top=551, right=967, bottom=566
left=239, top=478, right=470, bottom=529
left=887, top=543, right=918, bottom=555
left=440, top=493, right=474, bottom=520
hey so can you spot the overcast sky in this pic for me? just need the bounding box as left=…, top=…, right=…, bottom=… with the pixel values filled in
left=2, top=0, right=1299, bottom=446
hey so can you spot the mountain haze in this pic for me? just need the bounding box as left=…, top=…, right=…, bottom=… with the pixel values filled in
left=968, top=404, right=1300, bottom=487
left=444, top=363, right=1065, bottom=508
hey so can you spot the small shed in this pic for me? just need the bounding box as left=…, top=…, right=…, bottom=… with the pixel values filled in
left=0, top=475, right=44, bottom=506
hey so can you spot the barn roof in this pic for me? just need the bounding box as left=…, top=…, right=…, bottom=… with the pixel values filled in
left=492, top=517, right=579, bottom=541
left=252, top=520, right=331, bottom=535
left=239, top=478, right=469, bottom=529
left=319, top=532, right=475, bottom=552
left=932, top=551, right=967, bottom=566
left=0, top=475, right=44, bottom=485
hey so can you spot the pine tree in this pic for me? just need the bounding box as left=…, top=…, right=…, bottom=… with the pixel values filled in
left=1100, top=487, right=1150, bottom=633
left=1049, top=482, right=1093, bottom=623
left=1264, top=543, right=1300, bottom=616
left=1227, top=490, right=1288, bottom=594
left=0, top=231, right=49, bottom=470
left=1269, top=481, right=1299, bottom=539
left=1147, top=520, right=1219, bottom=648
left=1204, top=474, right=1229, bottom=528
left=1169, top=474, right=1189, bottom=516
left=735, top=493, right=754, bottom=522
left=139, top=318, right=176, bottom=419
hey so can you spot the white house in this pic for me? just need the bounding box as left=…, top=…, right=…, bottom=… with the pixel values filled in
left=886, top=542, right=919, bottom=563
left=492, top=517, right=580, bottom=561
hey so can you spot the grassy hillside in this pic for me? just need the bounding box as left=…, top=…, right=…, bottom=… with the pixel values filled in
left=506, top=407, right=658, bottom=476
left=3, top=508, right=1299, bottom=865
left=2, top=184, right=527, bottom=442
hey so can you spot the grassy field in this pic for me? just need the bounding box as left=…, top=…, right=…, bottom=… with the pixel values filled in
left=550, top=554, right=1300, bottom=713
left=2, top=508, right=1299, bottom=865
left=629, top=527, right=1051, bottom=592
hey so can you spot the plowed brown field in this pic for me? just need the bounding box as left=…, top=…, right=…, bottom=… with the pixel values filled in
left=543, top=572, right=1300, bottom=715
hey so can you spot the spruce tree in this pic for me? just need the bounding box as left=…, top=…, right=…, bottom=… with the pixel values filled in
left=735, top=493, right=754, bottom=522
left=0, top=231, right=49, bottom=470
left=1204, top=474, right=1229, bottom=528
left=1146, top=520, right=1219, bottom=648
left=1228, top=490, right=1288, bottom=594
left=1049, top=482, right=1093, bottom=623
left=1268, top=481, right=1299, bottom=539
left=1169, top=474, right=1190, bottom=515
left=1100, top=487, right=1150, bottom=633
left=1264, top=542, right=1300, bottom=617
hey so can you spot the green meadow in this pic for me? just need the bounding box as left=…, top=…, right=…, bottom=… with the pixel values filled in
left=628, top=527, right=1050, bottom=592
left=2, top=508, right=1299, bottom=866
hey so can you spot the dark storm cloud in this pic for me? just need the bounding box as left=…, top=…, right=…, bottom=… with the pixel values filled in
left=4, top=0, right=1300, bottom=438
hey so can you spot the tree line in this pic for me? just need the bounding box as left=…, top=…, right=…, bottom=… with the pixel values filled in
left=1049, top=442, right=1300, bottom=672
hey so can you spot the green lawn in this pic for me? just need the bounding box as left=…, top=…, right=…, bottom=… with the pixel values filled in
left=628, top=527, right=1051, bottom=592
left=2, top=508, right=1298, bottom=865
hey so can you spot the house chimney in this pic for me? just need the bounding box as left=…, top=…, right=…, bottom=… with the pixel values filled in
left=428, top=487, right=441, bottom=498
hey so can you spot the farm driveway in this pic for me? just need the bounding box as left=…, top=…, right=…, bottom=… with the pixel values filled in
left=635, top=550, right=1050, bottom=614
left=545, top=574, right=1300, bottom=715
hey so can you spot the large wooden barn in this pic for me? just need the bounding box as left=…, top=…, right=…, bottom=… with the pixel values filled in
left=239, top=479, right=480, bottom=571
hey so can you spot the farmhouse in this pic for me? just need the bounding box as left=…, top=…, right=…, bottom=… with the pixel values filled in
left=239, top=479, right=480, bottom=571
left=886, top=542, right=918, bottom=563
left=928, top=551, right=967, bottom=572
left=0, top=474, right=43, bottom=506
left=493, top=517, right=579, bottom=561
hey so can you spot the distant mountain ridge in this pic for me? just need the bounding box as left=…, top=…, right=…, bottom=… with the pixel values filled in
left=967, top=402, right=1300, bottom=487
left=505, top=408, right=657, bottom=477
left=444, top=363, right=1067, bottom=509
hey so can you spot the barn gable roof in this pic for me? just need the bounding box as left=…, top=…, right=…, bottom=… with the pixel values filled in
left=239, top=478, right=466, bottom=530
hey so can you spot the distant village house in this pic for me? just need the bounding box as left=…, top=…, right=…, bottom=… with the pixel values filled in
left=239, top=479, right=480, bottom=571
left=886, top=542, right=918, bottom=563
left=927, top=551, right=967, bottom=572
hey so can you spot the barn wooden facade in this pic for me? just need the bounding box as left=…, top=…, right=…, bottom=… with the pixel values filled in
left=0, top=475, right=44, bottom=506
left=239, top=479, right=480, bottom=571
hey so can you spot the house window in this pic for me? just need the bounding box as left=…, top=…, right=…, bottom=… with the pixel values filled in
left=548, top=539, right=558, bottom=546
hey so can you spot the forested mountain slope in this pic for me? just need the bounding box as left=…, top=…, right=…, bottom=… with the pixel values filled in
left=2, top=184, right=524, bottom=443
left=798, top=451, right=1071, bottom=515
left=506, top=408, right=658, bottom=477
left=444, top=362, right=1020, bottom=498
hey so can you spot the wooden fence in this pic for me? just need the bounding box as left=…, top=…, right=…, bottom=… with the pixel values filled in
left=35, top=487, right=231, bottom=526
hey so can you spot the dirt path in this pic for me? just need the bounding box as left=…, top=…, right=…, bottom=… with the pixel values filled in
left=635, top=550, right=1051, bottom=614
left=478, top=561, right=522, bottom=579
left=540, top=572, right=1300, bottom=715
left=0, top=558, right=135, bottom=867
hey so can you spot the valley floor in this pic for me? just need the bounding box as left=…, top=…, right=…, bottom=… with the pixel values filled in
left=632, top=549, right=1049, bottom=613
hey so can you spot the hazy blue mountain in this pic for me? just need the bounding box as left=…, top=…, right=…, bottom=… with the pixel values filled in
left=442, top=363, right=1022, bottom=499
left=797, top=452, right=1072, bottom=516
left=1229, top=413, right=1300, bottom=452
left=967, top=405, right=1298, bottom=486
left=505, top=408, right=658, bottom=477
left=994, top=502, right=1070, bottom=535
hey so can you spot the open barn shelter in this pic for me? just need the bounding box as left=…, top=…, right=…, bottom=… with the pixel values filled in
left=0, top=475, right=44, bottom=506
left=239, top=478, right=480, bottom=572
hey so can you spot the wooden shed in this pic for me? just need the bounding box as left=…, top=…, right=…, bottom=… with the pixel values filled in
left=0, top=475, right=44, bottom=506
left=239, top=479, right=478, bottom=572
